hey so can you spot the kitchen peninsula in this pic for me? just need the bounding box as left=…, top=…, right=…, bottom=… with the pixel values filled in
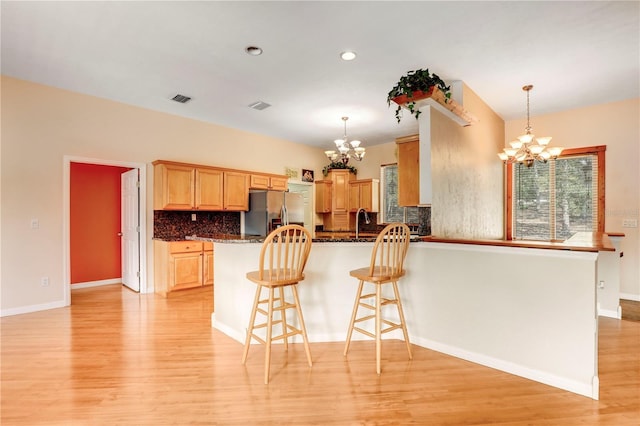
left=193, top=231, right=615, bottom=400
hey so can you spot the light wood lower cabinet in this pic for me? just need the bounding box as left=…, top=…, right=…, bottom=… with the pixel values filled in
left=203, top=244, right=214, bottom=286
left=154, top=240, right=213, bottom=296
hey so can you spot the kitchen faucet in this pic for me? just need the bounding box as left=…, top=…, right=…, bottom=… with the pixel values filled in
left=355, top=208, right=370, bottom=238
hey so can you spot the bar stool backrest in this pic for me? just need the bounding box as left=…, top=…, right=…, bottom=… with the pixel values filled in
left=368, top=223, right=411, bottom=278
left=257, top=224, right=312, bottom=284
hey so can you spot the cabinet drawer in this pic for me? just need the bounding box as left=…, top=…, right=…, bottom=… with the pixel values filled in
left=169, top=241, right=203, bottom=254
left=203, top=242, right=213, bottom=251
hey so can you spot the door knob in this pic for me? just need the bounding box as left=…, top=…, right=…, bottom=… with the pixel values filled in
left=117, top=232, right=123, bottom=236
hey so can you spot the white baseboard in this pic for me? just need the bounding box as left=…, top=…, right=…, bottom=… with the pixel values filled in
left=411, top=335, right=598, bottom=400
left=620, top=292, right=640, bottom=302
left=1, top=300, right=67, bottom=317
left=598, top=306, right=622, bottom=319
left=71, top=278, right=121, bottom=290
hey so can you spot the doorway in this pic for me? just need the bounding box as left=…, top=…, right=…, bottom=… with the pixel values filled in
left=288, top=182, right=313, bottom=234
left=63, top=156, right=148, bottom=306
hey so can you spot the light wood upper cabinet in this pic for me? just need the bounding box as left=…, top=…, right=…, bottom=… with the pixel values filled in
left=315, top=180, right=332, bottom=213
left=396, top=134, right=420, bottom=207
left=349, top=179, right=379, bottom=212
left=223, top=171, right=250, bottom=211
left=331, top=170, right=351, bottom=212
left=319, top=170, right=353, bottom=231
left=269, top=176, right=289, bottom=191
left=195, top=168, right=224, bottom=210
left=154, top=160, right=279, bottom=211
left=154, top=163, right=195, bottom=210
left=250, top=174, right=289, bottom=191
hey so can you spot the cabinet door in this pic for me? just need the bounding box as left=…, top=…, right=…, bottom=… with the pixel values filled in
left=349, top=183, right=360, bottom=212
left=315, top=180, right=332, bottom=213
left=196, top=168, right=224, bottom=210
left=331, top=212, right=350, bottom=231
left=269, top=176, right=289, bottom=191
left=170, top=251, right=203, bottom=291
left=155, top=164, right=195, bottom=210
left=397, top=137, right=420, bottom=207
left=359, top=181, right=373, bottom=211
left=331, top=170, right=350, bottom=212
left=203, top=249, right=214, bottom=286
left=224, top=172, right=249, bottom=211
left=249, top=174, right=270, bottom=190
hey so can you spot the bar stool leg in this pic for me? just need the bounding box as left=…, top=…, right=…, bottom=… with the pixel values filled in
left=242, top=284, right=262, bottom=364
left=392, top=280, right=412, bottom=360
left=264, top=287, right=275, bottom=384
left=291, top=285, right=312, bottom=367
left=278, top=286, right=289, bottom=351
left=376, top=284, right=382, bottom=375
left=344, top=280, right=365, bottom=356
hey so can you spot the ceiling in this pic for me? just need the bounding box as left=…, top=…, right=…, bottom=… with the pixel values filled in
left=1, top=1, right=638, bottom=148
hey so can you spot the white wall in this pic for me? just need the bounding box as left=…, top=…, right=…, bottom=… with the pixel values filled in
left=0, top=76, right=327, bottom=313
left=427, top=84, right=505, bottom=239
left=215, top=240, right=600, bottom=399
left=505, top=98, right=640, bottom=299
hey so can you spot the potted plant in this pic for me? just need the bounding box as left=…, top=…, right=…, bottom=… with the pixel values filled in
left=322, top=161, right=357, bottom=177
left=387, top=69, right=452, bottom=123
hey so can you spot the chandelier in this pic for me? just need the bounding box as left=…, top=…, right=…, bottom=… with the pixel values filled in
left=324, top=116, right=366, bottom=163
left=498, top=85, right=563, bottom=167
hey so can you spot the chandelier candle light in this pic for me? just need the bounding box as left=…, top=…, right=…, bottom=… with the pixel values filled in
left=498, top=85, right=563, bottom=167
left=325, top=116, right=366, bottom=164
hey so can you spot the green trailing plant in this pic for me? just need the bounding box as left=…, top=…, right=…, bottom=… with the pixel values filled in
left=322, top=161, right=357, bottom=177
left=387, top=68, right=452, bottom=123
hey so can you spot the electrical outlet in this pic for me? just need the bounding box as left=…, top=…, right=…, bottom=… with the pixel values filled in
left=191, top=213, right=197, bottom=221
left=30, top=218, right=39, bottom=229
left=622, top=219, right=638, bottom=228
left=598, top=280, right=605, bottom=289
left=41, top=277, right=50, bottom=287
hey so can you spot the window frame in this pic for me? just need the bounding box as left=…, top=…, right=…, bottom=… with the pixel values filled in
left=379, top=162, right=420, bottom=225
left=505, top=145, right=606, bottom=240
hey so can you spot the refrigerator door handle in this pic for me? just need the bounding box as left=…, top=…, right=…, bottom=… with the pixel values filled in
left=281, top=204, right=289, bottom=225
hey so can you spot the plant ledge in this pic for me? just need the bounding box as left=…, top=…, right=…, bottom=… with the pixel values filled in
left=392, top=86, right=479, bottom=127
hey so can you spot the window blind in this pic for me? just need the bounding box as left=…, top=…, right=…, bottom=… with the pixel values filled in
left=513, top=154, right=598, bottom=241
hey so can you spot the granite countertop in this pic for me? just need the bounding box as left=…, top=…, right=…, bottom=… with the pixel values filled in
left=186, top=234, right=265, bottom=243
left=185, top=232, right=426, bottom=244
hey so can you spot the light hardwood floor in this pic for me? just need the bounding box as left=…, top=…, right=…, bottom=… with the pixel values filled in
left=2, top=284, right=639, bottom=425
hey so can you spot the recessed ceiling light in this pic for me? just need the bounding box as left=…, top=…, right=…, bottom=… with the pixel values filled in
left=340, top=51, right=356, bottom=61
left=245, top=46, right=263, bottom=56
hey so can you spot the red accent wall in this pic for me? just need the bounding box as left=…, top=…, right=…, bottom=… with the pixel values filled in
left=70, top=163, right=132, bottom=284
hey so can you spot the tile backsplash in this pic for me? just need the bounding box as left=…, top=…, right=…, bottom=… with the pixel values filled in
left=154, top=211, right=240, bottom=240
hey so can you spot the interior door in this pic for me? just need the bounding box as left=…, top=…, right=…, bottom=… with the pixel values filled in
left=121, top=168, right=140, bottom=291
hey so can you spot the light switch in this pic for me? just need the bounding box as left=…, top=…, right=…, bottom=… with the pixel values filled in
left=622, top=219, right=638, bottom=228
left=30, top=218, right=39, bottom=229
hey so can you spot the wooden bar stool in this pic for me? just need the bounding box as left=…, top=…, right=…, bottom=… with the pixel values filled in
left=343, top=222, right=413, bottom=375
left=241, top=224, right=313, bottom=384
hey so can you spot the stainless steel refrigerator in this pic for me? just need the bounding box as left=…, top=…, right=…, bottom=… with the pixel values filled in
left=245, top=191, right=305, bottom=236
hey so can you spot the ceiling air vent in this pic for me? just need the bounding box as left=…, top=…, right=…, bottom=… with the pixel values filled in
left=248, top=101, right=271, bottom=111
left=171, top=94, right=192, bottom=103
